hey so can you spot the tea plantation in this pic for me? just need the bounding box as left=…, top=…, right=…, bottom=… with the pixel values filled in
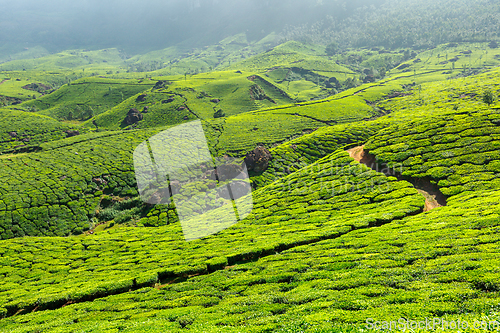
left=366, top=109, right=500, bottom=197
left=1, top=39, right=500, bottom=332
left=0, top=150, right=424, bottom=319
left=0, top=189, right=498, bottom=332
left=0, top=109, right=83, bottom=154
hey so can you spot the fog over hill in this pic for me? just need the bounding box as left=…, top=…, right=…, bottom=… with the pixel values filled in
left=0, top=0, right=383, bottom=55
left=1, top=0, right=499, bottom=57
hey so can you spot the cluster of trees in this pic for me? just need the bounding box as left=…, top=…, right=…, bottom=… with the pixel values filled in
left=280, top=0, right=500, bottom=50
left=65, top=105, right=94, bottom=121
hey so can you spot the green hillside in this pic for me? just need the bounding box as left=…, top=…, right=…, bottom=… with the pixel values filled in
left=1, top=189, right=498, bottom=332
left=126, top=32, right=281, bottom=75
left=89, top=70, right=295, bottom=130
left=0, top=109, right=83, bottom=154
left=0, top=149, right=424, bottom=320
left=0, top=48, right=127, bottom=72
left=21, top=77, right=155, bottom=120
left=1, top=36, right=500, bottom=332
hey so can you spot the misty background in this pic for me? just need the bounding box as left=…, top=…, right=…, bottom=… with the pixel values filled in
left=0, top=0, right=380, bottom=54
left=0, top=0, right=499, bottom=58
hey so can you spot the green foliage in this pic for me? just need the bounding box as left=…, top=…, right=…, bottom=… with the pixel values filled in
left=282, top=0, right=500, bottom=50
left=1, top=189, right=500, bottom=331
left=213, top=109, right=225, bottom=118
left=19, top=77, right=155, bottom=121
left=251, top=121, right=387, bottom=189
left=0, top=149, right=424, bottom=320
left=0, top=129, right=160, bottom=239
left=482, top=90, right=496, bottom=105
left=3, top=40, right=500, bottom=332
left=0, top=109, right=85, bottom=154
left=325, top=42, right=340, bottom=56
left=366, top=109, right=500, bottom=197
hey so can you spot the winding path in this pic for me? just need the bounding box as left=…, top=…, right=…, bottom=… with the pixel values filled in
left=347, top=145, right=444, bottom=211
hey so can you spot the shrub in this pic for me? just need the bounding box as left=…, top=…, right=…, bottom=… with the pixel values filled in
left=483, top=90, right=495, bottom=106
left=213, top=109, right=226, bottom=118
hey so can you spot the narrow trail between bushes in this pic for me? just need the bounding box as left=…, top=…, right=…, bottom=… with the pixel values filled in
left=347, top=145, right=446, bottom=211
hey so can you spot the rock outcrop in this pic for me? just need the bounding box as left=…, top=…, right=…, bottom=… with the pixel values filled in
left=65, top=130, right=80, bottom=137
left=124, top=108, right=143, bottom=125
left=244, top=146, right=272, bottom=173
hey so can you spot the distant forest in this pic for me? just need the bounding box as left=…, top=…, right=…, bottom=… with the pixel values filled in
left=281, top=0, right=500, bottom=50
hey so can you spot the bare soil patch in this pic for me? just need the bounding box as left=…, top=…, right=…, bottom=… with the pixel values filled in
left=347, top=145, right=445, bottom=211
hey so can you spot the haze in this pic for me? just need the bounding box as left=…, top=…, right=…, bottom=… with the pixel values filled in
left=0, top=0, right=383, bottom=54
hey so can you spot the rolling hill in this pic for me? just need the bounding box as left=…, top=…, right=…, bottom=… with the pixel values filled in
left=1, top=39, right=500, bottom=332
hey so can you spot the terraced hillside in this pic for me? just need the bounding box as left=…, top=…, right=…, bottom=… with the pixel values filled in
left=0, top=110, right=83, bottom=154
left=1, top=40, right=500, bottom=332
left=21, top=77, right=156, bottom=120
left=2, top=189, right=498, bottom=332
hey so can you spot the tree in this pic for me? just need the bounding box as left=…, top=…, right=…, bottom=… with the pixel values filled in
left=483, top=90, right=496, bottom=106
left=325, top=42, right=340, bottom=56
left=343, top=77, right=359, bottom=89
left=214, top=109, right=226, bottom=118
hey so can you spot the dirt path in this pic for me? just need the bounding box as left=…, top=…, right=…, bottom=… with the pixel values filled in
left=416, top=189, right=442, bottom=212
left=347, top=145, right=375, bottom=166
left=347, top=145, right=445, bottom=211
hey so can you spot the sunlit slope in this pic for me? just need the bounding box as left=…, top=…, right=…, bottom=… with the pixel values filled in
left=89, top=75, right=382, bottom=153
left=14, top=77, right=154, bottom=120
left=1, top=189, right=495, bottom=332
left=377, top=65, right=500, bottom=121
left=89, top=71, right=294, bottom=130
left=225, top=41, right=358, bottom=102
left=2, top=41, right=500, bottom=331
left=0, top=70, right=92, bottom=103
left=0, top=150, right=423, bottom=319
left=3, top=47, right=498, bottom=241
left=227, top=41, right=351, bottom=74
left=0, top=76, right=397, bottom=241
left=235, top=62, right=500, bottom=189
left=0, top=109, right=82, bottom=154
left=212, top=97, right=375, bottom=156
left=2, top=42, right=498, bottom=242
